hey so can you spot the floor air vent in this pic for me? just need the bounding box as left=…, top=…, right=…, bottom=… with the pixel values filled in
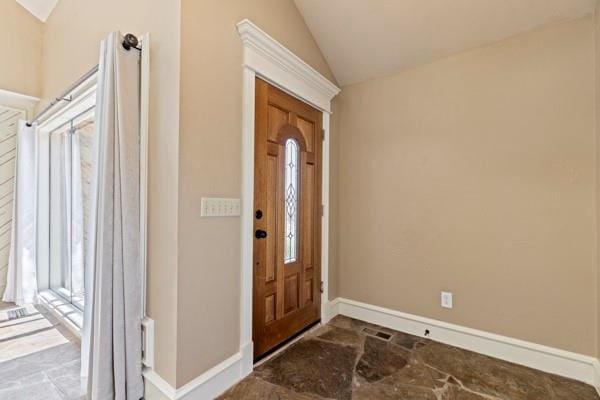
left=362, top=327, right=392, bottom=341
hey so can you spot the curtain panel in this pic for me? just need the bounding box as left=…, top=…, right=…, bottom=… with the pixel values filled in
left=2, top=121, right=39, bottom=305
left=82, top=31, right=143, bottom=400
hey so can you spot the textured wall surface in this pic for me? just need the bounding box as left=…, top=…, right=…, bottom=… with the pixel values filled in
left=177, top=0, right=336, bottom=387
left=336, top=16, right=597, bottom=356
left=0, top=1, right=42, bottom=97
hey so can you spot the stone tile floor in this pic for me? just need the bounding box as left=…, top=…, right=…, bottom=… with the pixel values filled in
left=0, top=302, right=84, bottom=400
left=219, top=316, right=600, bottom=400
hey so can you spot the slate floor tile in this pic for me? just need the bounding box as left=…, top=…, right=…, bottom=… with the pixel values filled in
left=222, top=317, right=600, bottom=400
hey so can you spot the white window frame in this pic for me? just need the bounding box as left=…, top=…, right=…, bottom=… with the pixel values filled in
left=36, top=74, right=98, bottom=302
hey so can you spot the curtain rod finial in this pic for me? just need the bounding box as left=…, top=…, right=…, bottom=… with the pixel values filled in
left=122, top=34, right=140, bottom=51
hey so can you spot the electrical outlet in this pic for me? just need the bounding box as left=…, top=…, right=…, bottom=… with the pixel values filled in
left=441, top=292, right=453, bottom=309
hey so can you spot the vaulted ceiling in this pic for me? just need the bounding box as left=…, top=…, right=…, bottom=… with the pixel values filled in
left=15, top=0, right=598, bottom=85
left=16, top=0, right=58, bottom=22
left=294, top=0, right=597, bottom=85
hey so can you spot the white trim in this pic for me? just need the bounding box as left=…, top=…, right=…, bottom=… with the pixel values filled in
left=329, top=297, right=600, bottom=388
left=236, top=19, right=340, bottom=113
left=144, top=370, right=175, bottom=400
left=238, top=18, right=340, bottom=368
left=143, top=342, right=253, bottom=400
left=593, top=360, right=600, bottom=396
left=320, top=112, right=331, bottom=323
left=142, top=317, right=155, bottom=369
left=139, top=34, right=150, bottom=319
left=0, top=88, right=39, bottom=118
left=239, top=67, right=255, bottom=370
left=37, top=85, right=97, bottom=132
left=36, top=70, right=98, bottom=132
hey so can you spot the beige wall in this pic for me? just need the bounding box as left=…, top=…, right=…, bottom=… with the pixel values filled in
left=177, top=0, right=335, bottom=387
left=336, top=16, right=598, bottom=356
left=41, top=0, right=181, bottom=385
left=595, top=1, right=600, bottom=359
left=0, top=1, right=42, bottom=97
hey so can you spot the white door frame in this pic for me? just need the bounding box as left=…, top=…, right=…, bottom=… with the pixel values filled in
left=237, top=19, right=340, bottom=375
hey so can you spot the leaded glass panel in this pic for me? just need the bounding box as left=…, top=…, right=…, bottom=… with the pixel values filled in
left=284, top=139, right=299, bottom=263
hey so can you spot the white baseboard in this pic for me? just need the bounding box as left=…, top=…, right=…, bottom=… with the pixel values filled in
left=145, top=298, right=600, bottom=399
left=321, top=300, right=336, bottom=324
left=143, top=342, right=253, bottom=400
left=593, top=360, right=600, bottom=396
left=329, top=297, right=599, bottom=388
left=239, top=340, right=254, bottom=377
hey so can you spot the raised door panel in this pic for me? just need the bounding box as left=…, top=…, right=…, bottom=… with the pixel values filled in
left=296, top=116, right=315, bottom=153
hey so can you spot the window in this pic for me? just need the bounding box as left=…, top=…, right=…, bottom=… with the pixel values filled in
left=40, top=72, right=98, bottom=319
left=284, top=138, right=299, bottom=264
left=49, top=107, right=95, bottom=311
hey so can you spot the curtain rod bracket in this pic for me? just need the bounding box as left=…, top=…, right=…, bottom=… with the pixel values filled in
left=122, top=33, right=141, bottom=51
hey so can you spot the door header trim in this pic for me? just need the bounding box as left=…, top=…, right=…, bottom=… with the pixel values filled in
left=236, top=19, right=340, bottom=113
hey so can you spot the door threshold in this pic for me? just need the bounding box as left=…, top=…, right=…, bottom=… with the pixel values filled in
left=254, top=320, right=321, bottom=366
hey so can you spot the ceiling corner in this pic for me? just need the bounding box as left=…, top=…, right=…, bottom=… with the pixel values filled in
left=16, top=0, right=59, bottom=23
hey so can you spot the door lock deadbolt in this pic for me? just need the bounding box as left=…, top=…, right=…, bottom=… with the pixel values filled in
left=255, top=229, right=267, bottom=239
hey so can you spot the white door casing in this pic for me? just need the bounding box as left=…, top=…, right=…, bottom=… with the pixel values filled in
left=237, top=19, right=340, bottom=375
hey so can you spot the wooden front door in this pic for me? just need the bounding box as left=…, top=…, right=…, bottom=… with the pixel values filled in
left=253, top=78, right=322, bottom=359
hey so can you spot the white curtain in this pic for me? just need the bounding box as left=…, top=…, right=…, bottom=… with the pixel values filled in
left=3, top=121, right=39, bottom=305
left=82, top=31, right=143, bottom=400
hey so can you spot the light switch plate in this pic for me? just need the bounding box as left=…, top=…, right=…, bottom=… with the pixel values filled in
left=201, top=198, right=241, bottom=217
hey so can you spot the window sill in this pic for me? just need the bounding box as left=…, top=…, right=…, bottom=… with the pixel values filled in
left=38, top=290, right=82, bottom=338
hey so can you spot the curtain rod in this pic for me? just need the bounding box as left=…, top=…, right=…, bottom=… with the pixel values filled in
left=26, top=65, right=99, bottom=127
left=27, top=34, right=141, bottom=127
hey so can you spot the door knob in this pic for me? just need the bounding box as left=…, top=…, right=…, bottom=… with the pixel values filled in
left=255, top=229, right=268, bottom=239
